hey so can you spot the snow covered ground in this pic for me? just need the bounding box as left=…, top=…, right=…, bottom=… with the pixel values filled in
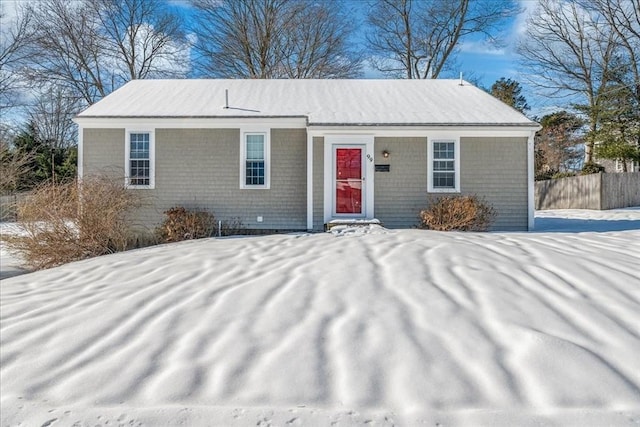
left=1, top=209, right=639, bottom=426
left=0, top=224, right=30, bottom=281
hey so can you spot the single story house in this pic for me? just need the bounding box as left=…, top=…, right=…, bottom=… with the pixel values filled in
left=74, top=79, right=541, bottom=232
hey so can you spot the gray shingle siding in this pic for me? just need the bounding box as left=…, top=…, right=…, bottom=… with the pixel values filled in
left=83, top=128, right=307, bottom=231
left=82, top=128, right=124, bottom=178
left=374, top=137, right=428, bottom=228
left=372, top=136, right=528, bottom=231
left=82, top=130, right=528, bottom=233
left=460, top=136, right=528, bottom=230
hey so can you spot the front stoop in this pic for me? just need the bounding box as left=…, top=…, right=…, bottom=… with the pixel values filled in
left=325, top=218, right=382, bottom=231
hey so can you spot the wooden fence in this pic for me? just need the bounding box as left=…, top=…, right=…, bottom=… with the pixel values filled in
left=535, top=172, right=640, bottom=210
left=0, top=193, right=29, bottom=221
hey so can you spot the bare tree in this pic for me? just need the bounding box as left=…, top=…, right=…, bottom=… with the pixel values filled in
left=0, top=5, right=34, bottom=112
left=588, top=0, right=640, bottom=161
left=191, top=0, right=361, bottom=78
left=0, top=134, right=34, bottom=195
left=588, top=0, right=639, bottom=103
left=24, top=0, right=187, bottom=105
left=89, top=0, right=187, bottom=81
left=278, top=2, right=360, bottom=78
left=518, top=0, right=619, bottom=163
left=25, top=0, right=108, bottom=105
left=27, top=86, right=80, bottom=150
left=366, top=0, right=519, bottom=79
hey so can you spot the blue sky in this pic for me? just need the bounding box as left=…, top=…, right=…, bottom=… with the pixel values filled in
left=344, top=0, right=524, bottom=87
left=168, top=0, right=528, bottom=87
left=2, top=0, right=552, bottom=118
left=167, top=0, right=549, bottom=116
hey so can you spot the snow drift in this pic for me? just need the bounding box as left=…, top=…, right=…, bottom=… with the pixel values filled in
left=1, top=210, right=640, bottom=426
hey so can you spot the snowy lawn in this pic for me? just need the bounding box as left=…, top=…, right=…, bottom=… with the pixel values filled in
left=1, top=209, right=639, bottom=426
left=0, top=222, right=29, bottom=280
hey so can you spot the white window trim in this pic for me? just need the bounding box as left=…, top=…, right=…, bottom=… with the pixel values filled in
left=240, top=129, right=271, bottom=189
left=427, top=137, right=460, bottom=193
left=125, top=129, right=155, bottom=189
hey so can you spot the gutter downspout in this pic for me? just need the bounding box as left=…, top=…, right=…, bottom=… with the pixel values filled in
left=306, top=131, right=313, bottom=231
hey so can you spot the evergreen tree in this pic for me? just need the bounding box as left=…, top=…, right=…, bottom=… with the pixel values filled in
left=534, top=111, right=585, bottom=178
left=591, top=67, right=640, bottom=172
left=12, top=122, right=77, bottom=189
left=490, top=77, right=530, bottom=114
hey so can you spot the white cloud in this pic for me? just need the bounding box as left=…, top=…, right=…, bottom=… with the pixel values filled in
left=166, top=0, right=193, bottom=7
left=459, top=40, right=507, bottom=56
left=513, top=0, right=539, bottom=38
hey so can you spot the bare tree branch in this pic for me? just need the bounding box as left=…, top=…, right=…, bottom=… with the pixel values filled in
left=0, top=134, right=34, bottom=195
left=25, top=0, right=109, bottom=105
left=90, top=0, right=187, bottom=81
left=27, top=86, right=80, bottom=150
left=0, top=5, right=35, bottom=111
left=191, top=0, right=361, bottom=78
left=24, top=0, right=187, bottom=105
left=586, top=0, right=640, bottom=104
left=518, top=0, right=619, bottom=162
left=366, top=0, right=519, bottom=79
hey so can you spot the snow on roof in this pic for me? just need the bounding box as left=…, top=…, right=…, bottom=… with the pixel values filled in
left=77, top=79, right=538, bottom=127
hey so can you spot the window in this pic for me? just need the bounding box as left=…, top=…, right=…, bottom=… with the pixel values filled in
left=241, top=131, right=270, bottom=188
left=126, top=131, right=154, bottom=188
left=428, top=139, right=460, bottom=192
left=246, top=134, right=265, bottom=185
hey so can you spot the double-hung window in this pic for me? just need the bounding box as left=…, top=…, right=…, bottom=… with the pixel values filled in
left=241, top=131, right=270, bottom=189
left=428, top=139, right=460, bottom=192
left=126, top=131, right=154, bottom=188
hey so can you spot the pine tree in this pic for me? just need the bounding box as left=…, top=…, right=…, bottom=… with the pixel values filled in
left=490, top=78, right=530, bottom=114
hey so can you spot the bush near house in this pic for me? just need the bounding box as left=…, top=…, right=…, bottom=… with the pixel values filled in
left=419, top=195, right=496, bottom=231
left=156, top=207, right=248, bottom=242
left=157, top=207, right=216, bottom=243
left=6, top=175, right=143, bottom=270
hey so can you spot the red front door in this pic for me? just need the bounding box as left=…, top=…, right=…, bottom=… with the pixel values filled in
left=335, top=148, right=362, bottom=214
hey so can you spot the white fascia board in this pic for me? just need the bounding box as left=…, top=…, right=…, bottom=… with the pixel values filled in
left=73, top=117, right=307, bottom=129
left=308, top=126, right=539, bottom=138
left=77, top=125, right=83, bottom=179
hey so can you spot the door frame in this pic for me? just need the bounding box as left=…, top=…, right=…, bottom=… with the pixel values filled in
left=333, top=145, right=365, bottom=217
left=324, top=135, right=375, bottom=223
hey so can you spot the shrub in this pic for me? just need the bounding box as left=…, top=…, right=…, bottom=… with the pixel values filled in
left=218, top=217, right=245, bottom=236
left=419, top=195, right=497, bottom=231
left=581, top=161, right=605, bottom=175
left=7, top=175, right=142, bottom=270
left=551, top=171, right=577, bottom=179
left=535, top=169, right=558, bottom=181
left=157, top=206, right=216, bottom=242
